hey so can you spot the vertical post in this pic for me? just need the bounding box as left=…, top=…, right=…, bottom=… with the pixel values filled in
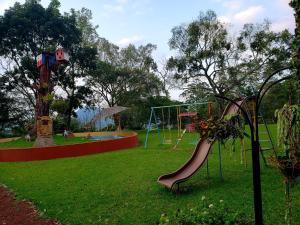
left=144, top=108, right=153, bottom=148
left=206, top=158, right=209, bottom=178
left=153, top=109, right=163, bottom=144
left=241, top=138, right=247, bottom=167
left=177, top=107, right=180, bottom=138
left=218, top=141, right=223, bottom=181
left=251, top=139, right=263, bottom=225
left=253, top=96, right=263, bottom=225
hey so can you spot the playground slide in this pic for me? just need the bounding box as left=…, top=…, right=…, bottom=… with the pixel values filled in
left=157, top=98, right=245, bottom=189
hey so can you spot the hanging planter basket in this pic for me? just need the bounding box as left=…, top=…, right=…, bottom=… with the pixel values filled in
left=270, top=104, right=300, bottom=181
left=269, top=156, right=300, bottom=181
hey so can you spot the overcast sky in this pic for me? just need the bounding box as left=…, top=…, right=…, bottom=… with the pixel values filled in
left=0, top=0, right=295, bottom=100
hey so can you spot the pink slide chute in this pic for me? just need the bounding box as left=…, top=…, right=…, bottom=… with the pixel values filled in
left=158, top=98, right=245, bottom=189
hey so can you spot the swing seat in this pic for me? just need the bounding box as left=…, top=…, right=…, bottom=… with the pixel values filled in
left=163, top=139, right=172, bottom=144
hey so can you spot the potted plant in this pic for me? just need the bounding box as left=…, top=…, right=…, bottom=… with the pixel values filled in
left=269, top=103, right=300, bottom=225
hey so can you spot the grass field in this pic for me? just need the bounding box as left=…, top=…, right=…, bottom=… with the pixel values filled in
left=0, top=125, right=299, bottom=225
left=0, top=135, right=90, bottom=148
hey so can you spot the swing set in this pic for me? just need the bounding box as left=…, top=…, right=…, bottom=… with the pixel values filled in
left=144, top=102, right=212, bottom=149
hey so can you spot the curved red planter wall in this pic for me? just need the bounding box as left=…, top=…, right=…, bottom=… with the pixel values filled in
left=0, top=133, right=139, bottom=162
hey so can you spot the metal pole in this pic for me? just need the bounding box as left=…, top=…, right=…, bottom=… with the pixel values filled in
left=206, top=158, right=209, bottom=178
left=153, top=109, right=163, bottom=144
left=218, top=141, right=223, bottom=180
left=253, top=97, right=263, bottom=225
left=144, top=108, right=153, bottom=148
left=215, top=95, right=262, bottom=225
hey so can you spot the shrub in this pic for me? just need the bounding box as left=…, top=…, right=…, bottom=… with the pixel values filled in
left=158, top=197, right=253, bottom=225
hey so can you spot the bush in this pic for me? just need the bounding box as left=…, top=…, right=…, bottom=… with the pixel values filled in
left=158, top=197, right=253, bottom=225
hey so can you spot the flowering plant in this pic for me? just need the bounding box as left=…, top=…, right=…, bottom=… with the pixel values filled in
left=198, top=113, right=246, bottom=143
left=159, top=196, right=252, bottom=225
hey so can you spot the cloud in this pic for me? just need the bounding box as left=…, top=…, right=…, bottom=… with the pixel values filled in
left=277, top=0, right=291, bottom=11
left=271, top=19, right=295, bottom=32
left=223, top=0, right=242, bottom=10
left=233, top=5, right=264, bottom=24
left=218, top=15, right=231, bottom=24
left=116, top=35, right=143, bottom=47
left=102, top=0, right=129, bottom=16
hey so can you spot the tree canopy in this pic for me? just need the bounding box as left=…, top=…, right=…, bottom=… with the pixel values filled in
left=167, top=10, right=292, bottom=109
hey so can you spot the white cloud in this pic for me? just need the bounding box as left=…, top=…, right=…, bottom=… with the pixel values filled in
left=117, top=0, right=128, bottom=4
left=223, top=0, right=242, bottom=10
left=116, top=35, right=143, bottom=47
left=277, top=0, right=291, bottom=11
left=218, top=15, right=231, bottom=24
left=271, top=19, right=295, bottom=32
left=103, top=4, right=124, bottom=13
left=102, top=0, right=130, bottom=16
left=234, top=6, right=264, bottom=24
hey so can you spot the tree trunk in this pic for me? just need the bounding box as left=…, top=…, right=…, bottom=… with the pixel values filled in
left=66, top=98, right=73, bottom=131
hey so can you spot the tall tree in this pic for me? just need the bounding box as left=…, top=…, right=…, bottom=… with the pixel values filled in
left=55, top=8, right=98, bottom=129
left=290, top=0, right=300, bottom=102
left=0, top=76, right=26, bottom=132
left=0, top=0, right=81, bottom=131
left=237, top=21, right=292, bottom=94
left=167, top=10, right=292, bottom=106
left=167, top=10, right=242, bottom=107
left=89, top=41, right=162, bottom=108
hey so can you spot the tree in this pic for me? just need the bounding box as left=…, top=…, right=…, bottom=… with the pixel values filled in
left=290, top=0, right=300, bottom=103
left=0, top=76, right=26, bottom=133
left=167, top=10, right=241, bottom=107
left=88, top=41, right=164, bottom=128
left=88, top=61, right=162, bottom=108
left=237, top=21, right=292, bottom=94
left=55, top=8, right=98, bottom=129
left=89, top=41, right=163, bottom=108
left=167, top=10, right=292, bottom=107
left=0, top=0, right=81, bottom=132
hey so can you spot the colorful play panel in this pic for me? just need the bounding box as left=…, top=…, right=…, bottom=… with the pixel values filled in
left=0, top=131, right=138, bottom=162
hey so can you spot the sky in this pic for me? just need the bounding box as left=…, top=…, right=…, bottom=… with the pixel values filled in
left=0, top=0, right=296, bottom=99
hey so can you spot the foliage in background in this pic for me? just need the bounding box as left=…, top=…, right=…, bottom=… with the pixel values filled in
left=159, top=197, right=253, bottom=225
left=275, top=104, right=300, bottom=158
left=167, top=11, right=292, bottom=107
left=121, top=96, right=182, bottom=130
left=0, top=0, right=81, bottom=116
left=55, top=8, right=98, bottom=130
left=290, top=0, right=300, bottom=103
left=259, top=80, right=295, bottom=122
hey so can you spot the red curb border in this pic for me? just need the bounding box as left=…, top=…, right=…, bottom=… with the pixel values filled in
left=0, top=132, right=139, bottom=162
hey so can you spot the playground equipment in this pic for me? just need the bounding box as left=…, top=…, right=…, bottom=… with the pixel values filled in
left=144, top=102, right=212, bottom=149
left=245, top=100, right=275, bottom=166
left=157, top=97, right=274, bottom=189
left=157, top=98, right=246, bottom=189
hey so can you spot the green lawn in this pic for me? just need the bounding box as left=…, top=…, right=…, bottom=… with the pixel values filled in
left=0, top=135, right=90, bottom=148
left=0, top=125, right=299, bottom=225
